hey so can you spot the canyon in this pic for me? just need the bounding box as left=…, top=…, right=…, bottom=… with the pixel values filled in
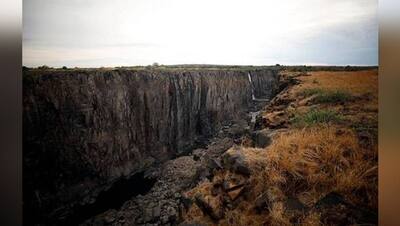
left=23, top=67, right=282, bottom=225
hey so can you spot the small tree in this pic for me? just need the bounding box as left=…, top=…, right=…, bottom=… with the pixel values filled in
left=62, top=66, right=68, bottom=70
left=152, top=62, right=159, bottom=67
left=38, top=65, right=50, bottom=69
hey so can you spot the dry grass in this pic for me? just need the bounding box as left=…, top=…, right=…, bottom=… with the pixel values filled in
left=293, top=70, right=378, bottom=112
left=183, top=70, right=378, bottom=225
left=290, top=70, right=378, bottom=136
left=252, top=126, right=377, bottom=206
left=300, top=88, right=352, bottom=104
left=183, top=127, right=377, bottom=225
left=294, top=70, right=378, bottom=98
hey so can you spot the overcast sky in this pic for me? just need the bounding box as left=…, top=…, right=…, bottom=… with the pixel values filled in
left=23, top=0, right=378, bottom=67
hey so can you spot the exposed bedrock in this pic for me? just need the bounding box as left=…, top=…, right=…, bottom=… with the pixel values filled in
left=23, top=69, right=280, bottom=223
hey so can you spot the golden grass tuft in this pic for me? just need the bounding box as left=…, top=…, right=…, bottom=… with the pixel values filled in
left=250, top=126, right=377, bottom=207
left=183, top=70, right=378, bottom=225
left=183, top=126, right=377, bottom=225
left=295, top=70, right=378, bottom=97
left=292, top=70, right=378, bottom=111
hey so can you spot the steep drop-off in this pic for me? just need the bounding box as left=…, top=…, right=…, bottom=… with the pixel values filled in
left=23, top=68, right=280, bottom=224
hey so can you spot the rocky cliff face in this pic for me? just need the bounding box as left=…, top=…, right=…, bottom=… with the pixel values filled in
left=23, top=68, right=280, bottom=223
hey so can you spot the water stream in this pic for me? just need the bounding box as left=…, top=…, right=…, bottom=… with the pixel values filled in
left=247, top=72, right=256, bottom=101
left=248, top=72, right=270, bottom=102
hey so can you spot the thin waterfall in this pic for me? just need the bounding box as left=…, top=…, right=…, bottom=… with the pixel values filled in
left=248, top=72, right=256, bottom=101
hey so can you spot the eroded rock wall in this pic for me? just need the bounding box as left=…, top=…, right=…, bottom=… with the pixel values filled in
left=23, top=68, right=280, bottom=223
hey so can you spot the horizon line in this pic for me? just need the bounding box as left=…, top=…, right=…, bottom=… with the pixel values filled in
left=22, top=63, right=379, bottom=69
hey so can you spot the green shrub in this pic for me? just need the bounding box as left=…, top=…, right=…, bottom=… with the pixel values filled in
left=314, top=90, right=352, bottom=103
left=38, top=65, right=51, bottom=69
left=301, top=88, right=352, bottom=104
left=300, top=88, right=324, bottom=97
left=291, top=109, right=343, bottom=126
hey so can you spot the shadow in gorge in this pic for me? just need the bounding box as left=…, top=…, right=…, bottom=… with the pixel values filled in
left=63, top=171, right=157, bottom=225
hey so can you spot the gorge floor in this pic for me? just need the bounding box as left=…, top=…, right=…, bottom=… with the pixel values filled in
left=78, top=70, right=293, bottom=225
left=80, top=101, right=273, bottom=226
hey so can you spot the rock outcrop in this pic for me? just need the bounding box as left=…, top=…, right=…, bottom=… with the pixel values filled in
left=23, top=68, right=280, bottom=224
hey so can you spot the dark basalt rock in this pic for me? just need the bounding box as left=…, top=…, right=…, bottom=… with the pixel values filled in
left=315, top=192, right=346, bottom=209
left=181, top=194, right=193, bottom=210
left=251, top=129, right=273, bottom=148
left=179, top=222, right=207, bottom=226
left=23, top=68, right=280, bottom=224
left=285, top=197, right=308, bottom=212
left=314, top=192, right=378, bottom=225
left=222, top=147, right=251, bottom=176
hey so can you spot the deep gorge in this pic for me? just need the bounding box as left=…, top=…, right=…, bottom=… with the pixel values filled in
left=23, top=68, right=281, bottom=224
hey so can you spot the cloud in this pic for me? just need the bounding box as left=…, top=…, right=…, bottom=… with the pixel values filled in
left=23, top=0, right=378, bottom=67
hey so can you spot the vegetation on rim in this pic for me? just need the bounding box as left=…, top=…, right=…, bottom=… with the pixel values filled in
left=300, top=88, right=352, bottom=104
left=182, top=69, right=378, bottom=226
left=290, top=109, right=343, bottom=126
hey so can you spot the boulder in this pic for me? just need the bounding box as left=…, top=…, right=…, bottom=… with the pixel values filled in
left=161, top=156, right=201, bottom=187
left=222, top=178, right=246, bottom=192
left=221, top=177, right=246, bottom=201
left=284, top=197, right=307, bottom=212
left=222, top=147, right=251, bottom=176
left=194, top=166, right=211, bottom=182
left=227, top=187, right=244, bottom=201
left=224, top=120, right=249, bottom=139
left=315, top=192, right=346, bottom=209
left=192, top=149, right=206, bottom=161
left=181, top=194, right=193, bottom=210
left=251, top=129, right=272, bottom=148
left=207, top=158, right=223, bottom=171
left=314, top=192, right=377, bottom=225
left=263, top=111, right=289, bottom=129
left=207, top=137, right=234, bottom=156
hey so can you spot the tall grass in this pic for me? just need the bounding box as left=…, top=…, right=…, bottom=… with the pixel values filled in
left=300, top=88, right=324, bottom=97
left=314, top=90, right=352, bottom=103
left=300, top=88, right=352, bottom=104
left=291, top=109, right=343, bottom=126
left=183, top=127, right=377, bottom=225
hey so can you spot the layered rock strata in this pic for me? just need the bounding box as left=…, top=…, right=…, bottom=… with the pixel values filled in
left=23, top=68, right=280, bottom=224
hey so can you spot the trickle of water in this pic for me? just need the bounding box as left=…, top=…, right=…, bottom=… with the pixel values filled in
left=249, top=111, right=260, bottom=124
left=248, top=72, right=256, bottom=101
left=248, top=72, right=271, bottom=102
